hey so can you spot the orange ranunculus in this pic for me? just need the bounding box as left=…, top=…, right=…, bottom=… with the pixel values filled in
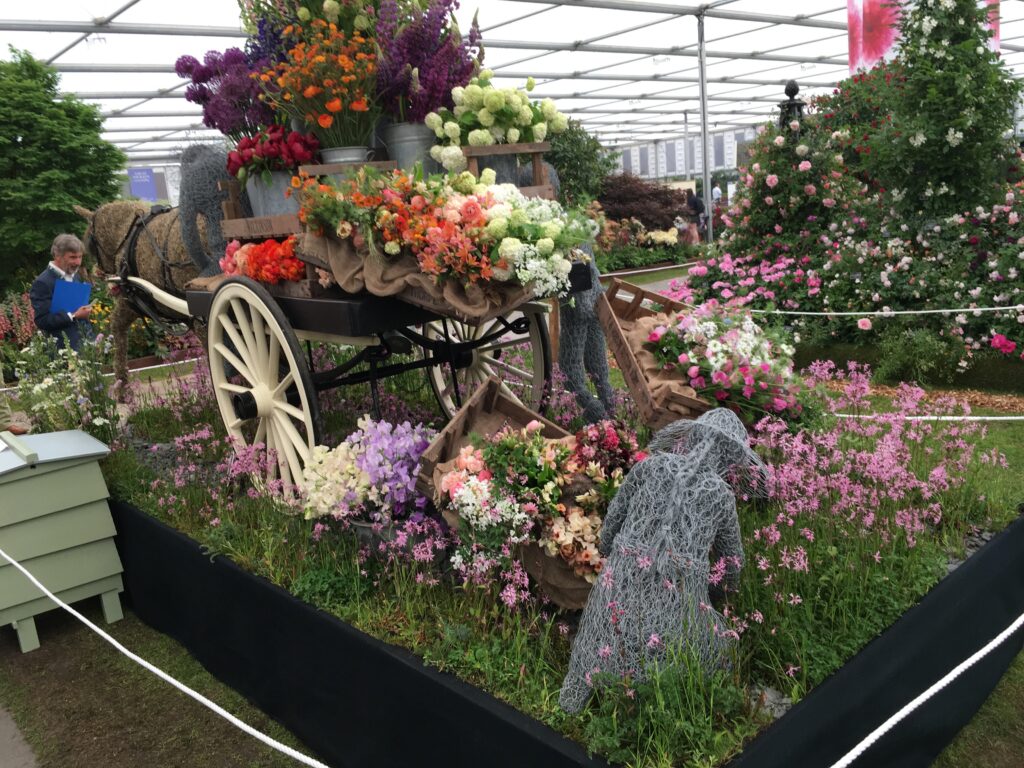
left=326, top=98, right=342, bottom=113
left=318, top=114, right=333, bottom=129
left=303, top=85, right=322, bottom=99
left=291, top=176, right=302, bottom=188
left=350, top=99, right=369, bottom=112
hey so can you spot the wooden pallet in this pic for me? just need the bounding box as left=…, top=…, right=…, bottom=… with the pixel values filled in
left=462, top=142, right=554, bottom=199
left=596, top=278, right=710, bottom=429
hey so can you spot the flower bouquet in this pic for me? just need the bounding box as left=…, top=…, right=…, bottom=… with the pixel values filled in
left=436, top=418, right=644, bottom=608
left=643, top=302, right=804, bottom=422
left=175, top=48, right=272, bottom=141
left=375, top=0, right=482, bottom=124
left=227, top=125, right=319, bottom=185
left=295, top=167, right=595, bottom=320
left=425, top=71, right=570, bottom=172
left=258, top=18, right=381, bottom=152
left=219, top=237, right=306, bottom=285
left=301, top=417, right=435, bottom=546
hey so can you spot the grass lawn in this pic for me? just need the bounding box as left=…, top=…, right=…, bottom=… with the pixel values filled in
left=0, top=602, right=304, bottom=768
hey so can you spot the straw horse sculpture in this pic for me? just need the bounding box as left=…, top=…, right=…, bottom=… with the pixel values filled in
left=76, top=145, right=237, bottom=397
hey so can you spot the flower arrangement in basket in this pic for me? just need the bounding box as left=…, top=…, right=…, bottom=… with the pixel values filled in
left=227, top=124, right=320, bottom=185
left=375, top=0, right=482, bottom=123
left=301, top=416, right=435, bottom=526
left=220, top=236, right=306, bottom=284
left=437, top=419, right=644, bottom=608
left=425, top=71, right=570, bottom=172
left=295, top=166, right=596, bottom=299
left=257, top=17, right=381, bottom=150
left=644, top=302, right=804, bottom=421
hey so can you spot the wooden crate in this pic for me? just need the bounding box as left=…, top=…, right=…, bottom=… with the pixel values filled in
left=462, top=142, right=554, bottom=199
left=0, top=430, right=124, bottom=653
left=596, top=278, right=710, bottom=429
left=416, top=377, right=568, bottom=500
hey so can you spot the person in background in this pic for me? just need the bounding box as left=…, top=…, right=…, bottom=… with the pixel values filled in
left=30, top=233, right=93, bottom=352
left=711, top=182, right=722, bottom=204
left=690, top=189, right=707, bottom=239
left=678, top=190, right=701, bottom=245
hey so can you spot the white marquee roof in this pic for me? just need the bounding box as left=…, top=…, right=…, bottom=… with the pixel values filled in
left=3, top=0, right=1024, bottom=163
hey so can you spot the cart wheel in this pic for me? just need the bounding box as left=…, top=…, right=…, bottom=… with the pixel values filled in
left=424, top=303, right=552, bottom=419
left=207, top=276, right=322, bottom=492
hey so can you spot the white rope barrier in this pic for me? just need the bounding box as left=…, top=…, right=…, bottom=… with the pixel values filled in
left=835, top=413, right=1024, bottom=422
left=828, top=608, right=1024, bottom=768
left=0, top=545, right=331, bottom=768
left=747, top=304, right=1024, bottom=318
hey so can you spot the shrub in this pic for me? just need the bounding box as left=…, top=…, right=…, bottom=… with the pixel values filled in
left=597, top=173, right=688, bottom=230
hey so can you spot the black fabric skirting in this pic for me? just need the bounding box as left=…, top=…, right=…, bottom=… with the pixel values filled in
left=111, top=501, right=1024, bottom=768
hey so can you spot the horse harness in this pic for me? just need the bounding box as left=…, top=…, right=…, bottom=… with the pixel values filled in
left=90, top=205, right=195, bottom=294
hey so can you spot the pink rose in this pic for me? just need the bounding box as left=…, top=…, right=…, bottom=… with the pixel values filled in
left=822, top=197, right=836, bottom=208
left=764, top=196, right=774, bottom=205
left=798, top=160, right=812, bottom=172
left=766, top=174, right=779, bottom=188
left=647, top=325, right=667, bottom=343
left=687, top=365, right=700, bottom=379
left=525, top=419, right=544, bottom=432
left=677, top=353, right=689, bottom=364
left=804, top=184, right=816, bottom=196
left=857, top=317, right=873, bottom=331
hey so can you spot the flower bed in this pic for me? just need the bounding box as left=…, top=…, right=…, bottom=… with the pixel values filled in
left=110, top=500, right=1024, bottom=768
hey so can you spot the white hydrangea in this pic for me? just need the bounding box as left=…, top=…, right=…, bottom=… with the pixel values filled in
left=507, top=127, right=521, bottom=143
left=424, top=112, right=442, bottom=132
left=479, top=168, right=497, bottom=186
left=451, top=87, right=465, bottom=106
left=439, top=145, right=467, bottom=172
left=467, top=128, right=495, bottom=146
left=533, top=122, right=548, bottom=142
left=540, top=98, right=558, bottom=121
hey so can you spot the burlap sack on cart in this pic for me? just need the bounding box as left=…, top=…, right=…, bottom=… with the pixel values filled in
left=301, top=231, right=532, bottom=323
left=625, top=314, right=705, bottom=419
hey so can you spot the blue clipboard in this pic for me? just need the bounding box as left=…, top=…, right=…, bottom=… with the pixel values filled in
left=50, top=281, right=91, bottom=315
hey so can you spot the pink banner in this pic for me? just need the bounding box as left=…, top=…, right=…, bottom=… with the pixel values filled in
left=848, top=0, right=1001, bottom=74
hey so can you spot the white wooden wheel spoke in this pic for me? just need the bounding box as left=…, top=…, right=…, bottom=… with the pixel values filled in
left=254, top=417, right=267, bottom=448
left=218, top=314, right=261, bottom=382
left=267, top=334, right=281, bottom=386
left=475, top=337, right=527, bottom=354
left=217, top=382, right=250, bottom=395
left=487, top=356, right=533, bottom=381
left=273, top=371, right=295, bottom=398
left=230, top=298, right=261, bottom=364
left=250, top=308, right=270, bottom=379
left=272, top=411, right=307, bottom=475
left=225, top=417, right=243, bottom=431
left=276, top=400, right=308, bottom=423
left=213, top=342, right=256, bottom=387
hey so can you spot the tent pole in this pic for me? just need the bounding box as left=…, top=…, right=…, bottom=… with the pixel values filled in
left=698, top=12, right=713, bottom=242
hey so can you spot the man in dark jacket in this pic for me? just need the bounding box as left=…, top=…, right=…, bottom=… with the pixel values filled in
left=30, top=233, right=94, bottom=352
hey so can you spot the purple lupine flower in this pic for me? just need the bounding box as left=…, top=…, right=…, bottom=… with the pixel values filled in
left=376, top=0, right=483, bottom=122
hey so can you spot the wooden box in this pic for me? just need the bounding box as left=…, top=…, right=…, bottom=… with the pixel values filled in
left=462, top=142, right=554, bottom=199
left=596, top=278, right=710, bottom=429
left=0, top=430, right=124, bottom=652
left=416, top=377, right=568, bottom=500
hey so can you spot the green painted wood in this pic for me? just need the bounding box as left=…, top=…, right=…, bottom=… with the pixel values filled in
left=12, top=617, right=39, bottom=653
left=0, top=463, right=109, bottom=527
left=0, top=501, right=116, bottom=565
left=100, top=589, right=123, bottom=623
left=0, top=575, right=124, bottom=626
left=0, top=540, right=123, bottom=609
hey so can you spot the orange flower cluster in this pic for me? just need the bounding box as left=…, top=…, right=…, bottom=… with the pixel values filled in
left=260, top=19, right=379, bottom=149
left=223, top=236, right=305, bottom=284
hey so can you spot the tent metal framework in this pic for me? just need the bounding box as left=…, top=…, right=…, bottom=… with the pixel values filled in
left=4, top=0, right=1024, bottom=193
